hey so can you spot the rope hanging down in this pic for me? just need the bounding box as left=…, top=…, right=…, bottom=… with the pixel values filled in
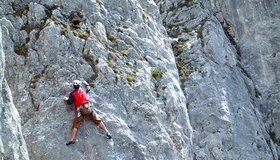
left=83, top=117, right=89, bottom=160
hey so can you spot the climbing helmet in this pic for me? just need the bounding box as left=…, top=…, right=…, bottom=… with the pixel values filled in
left=73, top=80, right=81, bottom=87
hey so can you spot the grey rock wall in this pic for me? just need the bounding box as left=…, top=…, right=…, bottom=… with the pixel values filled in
left=0, top=0, right=279, bottom=159
left=0, top=18, right=29, bottom=160
left=157, top=0, right=279, bottom=159
left=2, top=0, right=192, bottom=160
left=211, top=0, right=280, bottom=158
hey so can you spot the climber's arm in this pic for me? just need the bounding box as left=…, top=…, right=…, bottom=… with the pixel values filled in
left=82, top=81, right=91, bottom=93
left=64, top=92, right=75, bottom=105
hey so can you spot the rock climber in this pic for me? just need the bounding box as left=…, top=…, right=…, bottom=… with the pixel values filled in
left=64, top=80, right=112, bottom=146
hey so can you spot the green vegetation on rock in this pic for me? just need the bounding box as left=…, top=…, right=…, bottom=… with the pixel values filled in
left=14, top=45, right=28, bottom=57
left=120, top=49, right=129, bottom=56
left=151, top=69, right=164, bottom=78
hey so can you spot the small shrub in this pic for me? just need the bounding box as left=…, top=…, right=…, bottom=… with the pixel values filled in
left=176, top=60, right=187, bottom=69
left=21, top=24, right=33, bottom=33
left=73, top=30, right=89, bottom=40
left=14, top=45, right=28, bottom=57
left=107, top=58, right=115, bottom=66
left=82, top=53, right=93, bottom=62
left=143, top=9, right=149, bottom=19
left=14, top=4, right=29, bottom=17
left=106, top=32, right=117, bottom=43
left=35, top=31, right=40, bottom=40
left=172, top=43, right=188, bottom=50
left=126, top=74, right=135, bottom=83
left=52, top=18, right=67, bottom=27
left=179, top=67, right=192, bottom=77
left=171, top=28, right=180, bottom=37
left=113, top=68, right=121, bottom=74
left=125, top=61, right=133, bottom=66
left=79, top=32, right=90, bottom=40
left=60, top=27, right=68, bottom=35
left=172, top=42, right=189, bottom=55
left=120, top=49, right=129, bottom=56
left=151, top=69, right=164, bottom=78
left=178, top=38, right=189, bottom=42
left=123, top=24, right=129, bottom=29
left=117, top=28, right=123, bottom=33
left=132, top=69, right=138, bottom=74
left=34, top=105, right=40, bottom=112
left=72, top=30, right=78, bottom=37
left=176, top=59, right=192, bottom=77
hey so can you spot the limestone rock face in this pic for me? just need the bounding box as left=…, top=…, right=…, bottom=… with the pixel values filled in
left=157, top=0, right=280, bottom=159
left=216, top=1, right=280, bottom=157
left=0, top=18, right=29, bottom=160
left=0, top=0, right=279, bottom=160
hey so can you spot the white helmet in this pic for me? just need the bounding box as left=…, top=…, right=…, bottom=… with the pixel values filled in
left=73, top=80, right=81, bottom=86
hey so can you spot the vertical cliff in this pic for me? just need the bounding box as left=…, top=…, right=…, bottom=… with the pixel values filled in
left=0, top=18, right=29, bottom=160
left=215, top=1, right=280, bottom=158
left=0, top=0, right=279, bottom=159
left=157, top=0, right=279, bottom=159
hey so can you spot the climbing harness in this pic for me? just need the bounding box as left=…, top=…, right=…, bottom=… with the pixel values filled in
left=83, top=117, right=89, bottom=160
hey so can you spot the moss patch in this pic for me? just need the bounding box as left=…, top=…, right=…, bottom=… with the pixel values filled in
left=14, top=45, right=28, bottom=57
left=151, top=69, right=164, bottom=78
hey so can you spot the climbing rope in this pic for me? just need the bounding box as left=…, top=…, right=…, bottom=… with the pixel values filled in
left=83, top=117, right=89, bottom=160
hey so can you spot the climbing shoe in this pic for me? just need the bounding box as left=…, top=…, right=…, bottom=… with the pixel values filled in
left=66, top=140, right=75, bottom=146
left=106, top=132, right=112, bottom=139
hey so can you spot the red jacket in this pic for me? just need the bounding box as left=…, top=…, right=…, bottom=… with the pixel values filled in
left=66, top=86, right=91, bottom=109
left=72, top=89, right=90, bottom=108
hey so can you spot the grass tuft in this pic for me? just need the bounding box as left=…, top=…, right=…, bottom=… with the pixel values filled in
left=151, top=69, right=164, bottom=78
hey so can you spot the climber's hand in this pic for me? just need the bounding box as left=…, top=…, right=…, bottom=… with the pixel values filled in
left=64, top=97, right=69, bottom=101
left=82, top=81, right=89, bottom=86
